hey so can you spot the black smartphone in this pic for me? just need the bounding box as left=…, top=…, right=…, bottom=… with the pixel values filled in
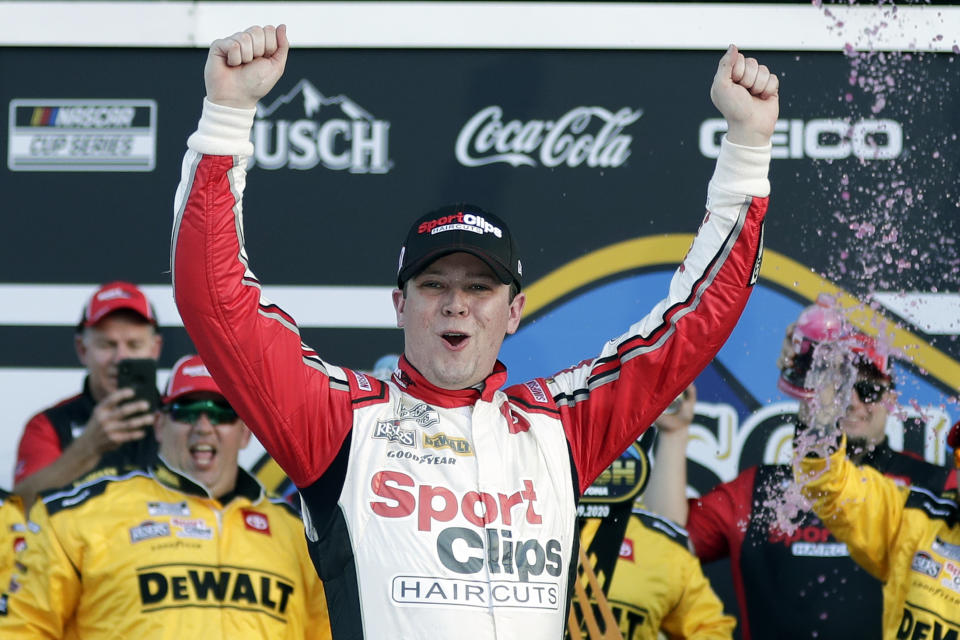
left=116, top=358, right=159, bottom=416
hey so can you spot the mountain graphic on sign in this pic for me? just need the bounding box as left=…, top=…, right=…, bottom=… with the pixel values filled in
left=256, top=79, right=374, bottom=121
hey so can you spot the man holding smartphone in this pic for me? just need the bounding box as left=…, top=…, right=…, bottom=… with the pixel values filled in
left=13, top=281, right=162, bottom=508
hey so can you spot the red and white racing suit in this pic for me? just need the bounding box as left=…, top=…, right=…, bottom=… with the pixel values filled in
left=171, top=99, right=770, bottom=640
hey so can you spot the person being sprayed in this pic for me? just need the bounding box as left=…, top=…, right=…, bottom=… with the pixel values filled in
left=795, top=336, right=960, bottom=640
left=645, top=295, right=955, bottom=640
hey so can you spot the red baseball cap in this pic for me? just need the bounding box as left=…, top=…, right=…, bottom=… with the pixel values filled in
left=162, top=355, right=223, bottom=404
left=80, top=281, right=157, bottom=328
left=948, top=421, right=960, bottom=469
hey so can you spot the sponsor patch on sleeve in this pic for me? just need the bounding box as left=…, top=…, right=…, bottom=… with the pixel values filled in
left=524, top=380, right=549, bottom=404
left=353, top=371, right=372, bottom=392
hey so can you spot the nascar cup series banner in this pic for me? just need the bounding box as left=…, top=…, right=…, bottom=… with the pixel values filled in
left=1, top=45, right=958, bottom=498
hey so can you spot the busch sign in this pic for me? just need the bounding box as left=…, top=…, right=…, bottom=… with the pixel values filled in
left=252, top=79, right=391, bottom=173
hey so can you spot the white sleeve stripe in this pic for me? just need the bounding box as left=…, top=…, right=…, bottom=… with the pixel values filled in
left=550, top=196, right=753, bottom=406
left=170, top=150, right=202, bottom=291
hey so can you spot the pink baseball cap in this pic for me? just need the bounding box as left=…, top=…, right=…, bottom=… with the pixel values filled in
left=162, top=355, right=223, bottom=404
left=80, top=281, right=157, bottom=328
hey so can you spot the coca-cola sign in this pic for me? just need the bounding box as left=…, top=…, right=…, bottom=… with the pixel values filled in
left=455, top=105, right=642, bottom=169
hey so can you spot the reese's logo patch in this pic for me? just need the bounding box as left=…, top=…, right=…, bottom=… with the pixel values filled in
left=911, top=551, right=942, bottom=578
left=130, top=521, right=171, bottom=544
left=373, top=420, right=416, bottom=447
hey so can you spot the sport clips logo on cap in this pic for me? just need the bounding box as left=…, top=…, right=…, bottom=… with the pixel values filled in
left=417, top=211, right=503, bottom=238
left=396, top=203, right=522, bottom=291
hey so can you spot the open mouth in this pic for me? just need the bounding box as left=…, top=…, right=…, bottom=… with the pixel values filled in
left=442, top=332, right=469, bottom=348
left=190, top=444, right=216, bottom=467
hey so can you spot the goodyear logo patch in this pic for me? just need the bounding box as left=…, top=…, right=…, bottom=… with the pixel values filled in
left=422, top=432, right=474, bottom=456
left=8, top=99, right=157, bottom=172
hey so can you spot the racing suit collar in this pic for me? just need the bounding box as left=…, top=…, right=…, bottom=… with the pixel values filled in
left=80, top=376, right=97, bottom=410
left=852, top=436, right=892, bottom=467
left=152, top=456, right=265, bottom=504
left=394, top=355, right=508, bottom=407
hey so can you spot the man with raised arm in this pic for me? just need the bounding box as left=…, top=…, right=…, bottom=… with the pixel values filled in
left=172, top=24, right=777, bottom=639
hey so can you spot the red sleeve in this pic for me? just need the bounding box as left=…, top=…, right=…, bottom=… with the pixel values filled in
left=943, top=468, right=957, bottom=492
left=686, top=466, right=757, bottom=563
left=14, top=413, right=62, bottom=485
left=172, top=151, right=357, bottom=488
left=548, top=193, right=768, bottom=493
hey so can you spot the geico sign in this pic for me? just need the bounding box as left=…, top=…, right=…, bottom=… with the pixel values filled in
left=699, top=118, right=903, bottom=160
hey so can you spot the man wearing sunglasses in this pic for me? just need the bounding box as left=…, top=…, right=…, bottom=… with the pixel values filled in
left=1, top=355, right=330, bottom=639
left=796, top=386, right=960, bottom=638
left=647, top=317, right=956, bottom=640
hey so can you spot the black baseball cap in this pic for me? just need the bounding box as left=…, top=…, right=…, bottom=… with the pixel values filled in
left=396, top=203, right=523, bottom=291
